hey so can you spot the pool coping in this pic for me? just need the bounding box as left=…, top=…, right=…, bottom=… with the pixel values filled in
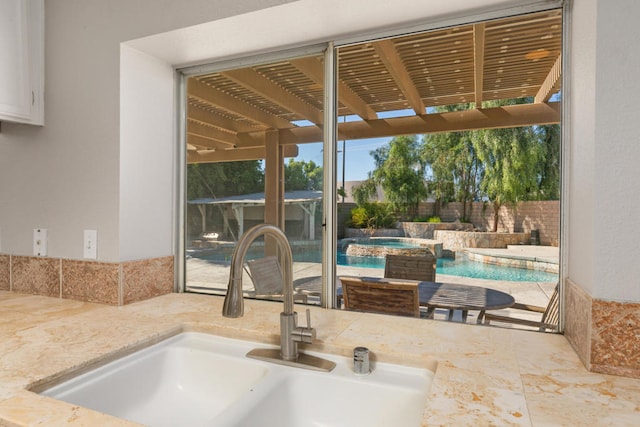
left=464, top=247, right=559, bottom=274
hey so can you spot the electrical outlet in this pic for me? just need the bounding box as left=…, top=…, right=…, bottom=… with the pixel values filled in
left=84, top=230, right=97, bottom=259
left=33, top=228, right=47, bottom=256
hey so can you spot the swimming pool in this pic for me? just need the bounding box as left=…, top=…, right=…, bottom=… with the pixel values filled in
left=337, top=252, right=557, bottom=282
left=190, top=239, right=558, bottom=282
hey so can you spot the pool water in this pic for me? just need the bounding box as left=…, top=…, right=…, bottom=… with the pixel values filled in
left=191, top=243, right=557, bottom=282
left=337, top=253, right=557, bottom=282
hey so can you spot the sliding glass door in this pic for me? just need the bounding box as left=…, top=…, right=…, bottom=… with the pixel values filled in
left=182, top=48, right=328, bottom=307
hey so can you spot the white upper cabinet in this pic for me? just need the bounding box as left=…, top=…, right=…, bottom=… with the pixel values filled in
left=0, top=0, right=44, bottom=125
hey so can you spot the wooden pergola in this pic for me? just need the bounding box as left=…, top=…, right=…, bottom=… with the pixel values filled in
left=185, top=9, right=562, bottom=233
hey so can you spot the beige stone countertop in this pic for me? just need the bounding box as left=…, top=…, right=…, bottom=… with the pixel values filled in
left=1, top=291, right=639, bottom=426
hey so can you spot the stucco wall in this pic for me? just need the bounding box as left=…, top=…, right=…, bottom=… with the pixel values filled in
left=0, top=0, right=293, bottom=261
left=591, top=0, right=640, bottom=302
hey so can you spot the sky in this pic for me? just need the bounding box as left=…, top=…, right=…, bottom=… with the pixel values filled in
left=292, top=110, right=414, bottom=183
left=296, top=137, right=391, bottom=183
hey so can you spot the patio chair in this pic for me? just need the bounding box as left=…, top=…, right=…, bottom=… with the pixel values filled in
left=482, top=284, right=559, bottom=332
left=384, top=253, right=436, bottom=282
left=246, top=256, right=307, bottom=303
left=339, top=276, right=421, bottom=318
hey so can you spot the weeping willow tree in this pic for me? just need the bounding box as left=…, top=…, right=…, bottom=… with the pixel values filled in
left=535, top=123, right=561, bottom=200
left=471, top=98, right=561, bottom=231
left=472, top=125, right=544, bottom=231
left=421, top=104, right=483, bottom=220
left=421, top=99, right=560, bottom=230
left=356, top=98, right=560, bottom=227
left=353, top=135, right=427, bottom=218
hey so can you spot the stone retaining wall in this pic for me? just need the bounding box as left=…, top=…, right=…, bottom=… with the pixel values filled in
left=345, top=245, right=431, bottom=258
left=344, top=228, right=404, bottom=238
left=340, top=237, right=443, bottom=258
left=401, top=222, right=473, bottom=239
left=434, top=230, right=529, bottom=251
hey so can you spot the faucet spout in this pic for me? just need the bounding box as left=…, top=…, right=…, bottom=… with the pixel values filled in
left=222, top=224, right=335, bottom=371
left=222, top=223, right=294, bottom=318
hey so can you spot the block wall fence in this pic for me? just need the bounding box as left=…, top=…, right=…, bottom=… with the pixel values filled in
left=339, top=200, right=560, bottom=246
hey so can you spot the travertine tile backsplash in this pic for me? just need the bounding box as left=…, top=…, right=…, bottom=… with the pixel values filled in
left=591, top=299, right=640, bottom=378
left=12, top=256, right=61, bottom=297
left=0, top=254, right=173, bottom=306
left=62, top=259, right=120, bottom=305
left=565, top=278, right=640, bottom=379
left=0, top=255, right=9, bottom=291
left=122, top=257, right=174, bottom=305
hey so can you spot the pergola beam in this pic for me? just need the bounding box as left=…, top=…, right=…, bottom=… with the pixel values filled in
left=374, top=40, right=426, bottom=115
left=240, top=102, right=561, bottom=146
left=187, top=103, right=265, bottom=133
left=473, top=23, right=485, bottom=108
left=340, top=102, right=561, bottom=139
left=290, top=57, right=378, bottom=121
left=187, top=120, right=236, bottom=146
left=535, top=54, right=562, bottom=103
left=221, top=67, right=324, bottom=125
left=187, top=133, right=235, bottom=150
left=188, top=78, right=292, bottom=129
left=187, top=144, right=299, bottom=163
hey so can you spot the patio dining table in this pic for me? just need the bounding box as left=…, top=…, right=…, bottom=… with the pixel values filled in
left=417, top=281, right=515, bottom=323
left=297, top=276, right=515, bottom=323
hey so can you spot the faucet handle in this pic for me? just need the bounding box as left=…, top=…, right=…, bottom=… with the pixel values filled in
left=292, top=309, right=316, bottom=344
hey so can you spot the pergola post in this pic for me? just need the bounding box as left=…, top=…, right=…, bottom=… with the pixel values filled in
left=264, top=130, right=285, bottom=256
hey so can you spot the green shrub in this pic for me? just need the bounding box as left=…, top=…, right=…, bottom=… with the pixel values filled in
left=412, top=215, right=442, bottom=223
left=349, top=202, right=396, bottom=229
left=349, top=207, right=369, bottom=228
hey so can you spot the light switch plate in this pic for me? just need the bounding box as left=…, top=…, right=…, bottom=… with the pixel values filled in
left=83, top=229, right=97, bottom=259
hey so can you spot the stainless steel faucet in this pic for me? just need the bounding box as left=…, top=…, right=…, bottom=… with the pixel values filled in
left=223, top=223, right=335, bottom=372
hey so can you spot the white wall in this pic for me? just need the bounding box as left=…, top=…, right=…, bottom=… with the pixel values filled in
left=591, top=0, right=640, bottom=301
left=567, top=0, right=640, bottom=302
left=0, top=0, right=292, bottom=261
left=119, top=45, right=175, bottom=261
left=567, top=0, right=597, bottom=295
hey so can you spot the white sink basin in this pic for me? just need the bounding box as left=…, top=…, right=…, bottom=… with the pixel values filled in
left=216, top=364, right=430, bottom=427
left=40, top=332, right=270, bottom=426
left=40, top=332, right=433, bottom=427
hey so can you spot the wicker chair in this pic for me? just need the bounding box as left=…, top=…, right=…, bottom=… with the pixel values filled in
left=246, top=256, right=307, bottom=302
left=482, top=284, right=559, bottom=332
left=383, top=253, right=436, bottom=282
left=339, top=276, right=421, bottom=318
